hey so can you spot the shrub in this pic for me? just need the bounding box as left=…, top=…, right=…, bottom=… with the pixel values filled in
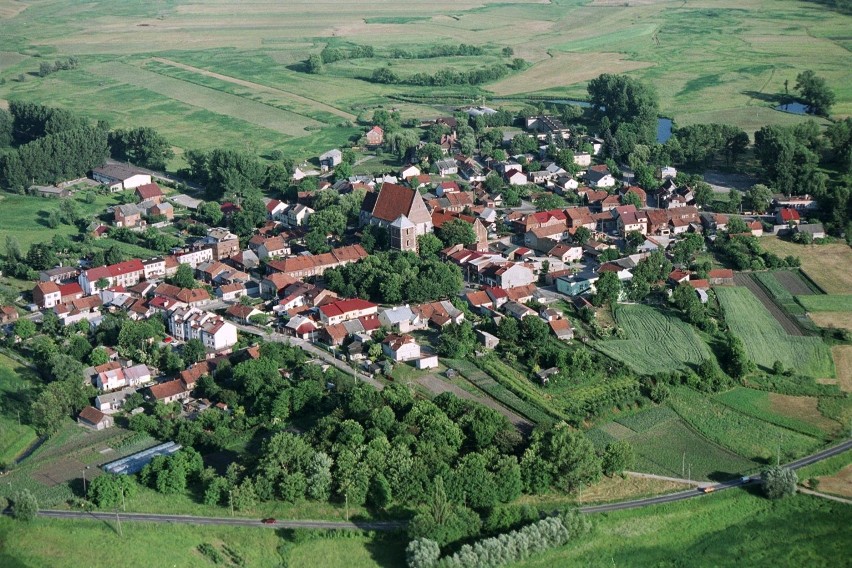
left=761, top=465, right=798, bottom=499
left=10, top=489, right=38, bottom=521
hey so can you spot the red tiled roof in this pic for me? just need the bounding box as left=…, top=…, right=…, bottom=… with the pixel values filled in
left=370, top=183, right=417, bottom=223
left=59, top=282, right=83, bottom=297
left=150, top=379, right=188, bottom=400
left=708, top=269, right=734, bottom=279
left=779, top=208, right=800, bottom=221
left=78, top=406, right=107, bottom=424
left=135, top=183, right=163, bottom=200
left=319, top=298, right=377, bottom=317
left=688, top=279, right=710, bottom=289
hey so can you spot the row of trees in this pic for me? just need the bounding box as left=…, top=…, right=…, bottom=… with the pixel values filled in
left=370, top=64, right=510, bottom=87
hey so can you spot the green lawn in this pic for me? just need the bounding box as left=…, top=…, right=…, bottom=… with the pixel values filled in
left=716, top=286, right=835, bottom=377
left=0, top=353, right=39, bottom=465
left=518, top=492, right=851, bottom=568
left=595, top=304, right=715, bottom=375
left=797, top=295, right=852, bottom=312
left=714, top=387, right=836, bottom=439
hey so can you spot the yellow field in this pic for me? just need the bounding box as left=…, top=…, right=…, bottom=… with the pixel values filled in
left=809, top=312, right=852, bottom=331
left=816, top=464, right=852, bottom=499
left=759, top=237, right=852, bottom=295
left=831, top=345, right=852, bottom=393
left=767, top=393, right=840, bottom=433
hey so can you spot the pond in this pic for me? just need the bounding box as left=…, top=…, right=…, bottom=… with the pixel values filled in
left=657, top=117, right=673, bottom=143
left=775, top=102, right=810, bottom=115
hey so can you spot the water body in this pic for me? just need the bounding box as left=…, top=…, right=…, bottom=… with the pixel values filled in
left=775, top=102, right=810, bottom=115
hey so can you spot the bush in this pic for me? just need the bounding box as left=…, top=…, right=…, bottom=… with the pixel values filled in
left=406, top=538, right=441, bottom=568
left=10, top=489, right=38, bottom=521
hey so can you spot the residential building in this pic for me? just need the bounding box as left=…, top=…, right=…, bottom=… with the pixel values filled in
left=379, top=305, right=425, bottom=333
left=149, top=378, right=192, bottom=404
left=318, top=298, right=378, bottom=326
left=33, top=281, right=62, bottom=308
left=366, top=126, right=384, bottom=146
left=382, top=334, right=420, bottom=362
left=166, top=306, right=238, bottom=352
left=584, top=165, right=616, bottom=188
left=205, top=227, right=241, bottom=260
left=39, top=266, right=79, bottom=283
left=266, top=245, right=368, bottom=279
left=286, top=204, right=314, bottom=227
left=114, top=203, right=143, bottom=228
left=135, top=183, right=164, bottom=203
left=319, top=149, right=343, bottom=171
left=256, top=236, right=291, bottom=260
left=79, top=259, right=145, bottom=294
left=78, top=406, right=114, bottom=430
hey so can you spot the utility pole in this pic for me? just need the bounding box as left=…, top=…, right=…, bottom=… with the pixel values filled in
left=688, top=464, right=691, bottom=484
left=115, top=505, right=123, bottom=537
left=345, top=491, right=349, bottom=522
left=229, top=490, right=234, bottom=517
left=682, top=453, right=685, bottom=478
left=122, top=486, right=126, bottom=512
left=82, top=467, right=87, bottom=496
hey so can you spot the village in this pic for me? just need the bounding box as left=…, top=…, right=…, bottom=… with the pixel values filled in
left=2, top=106, right=826, bottom=439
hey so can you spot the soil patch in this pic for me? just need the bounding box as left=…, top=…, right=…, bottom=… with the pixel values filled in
left=831, top=345, right=852, bottom=392
left=810, top=312, right=852, bottom=332
left=767, top=393, right=839, bottom=432
left=817, top=464, right=852, bottom=498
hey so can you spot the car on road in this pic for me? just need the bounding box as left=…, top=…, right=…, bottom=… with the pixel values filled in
left=740, top=476, right=751, bottom=483
left=261, top=518, right=276, bottom=524
left=701, top=486, right=715, bottom=493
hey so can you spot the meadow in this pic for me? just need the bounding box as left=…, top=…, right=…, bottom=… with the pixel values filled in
left=796, top=295, right=852, bottom=312
left=713, top=387, right=837, bottom=438
left=518, top=492, right=852, bottom=568
left=759, top=237, right=852, bottom=295
left=0, top=352, right=38, bottom=465
left=0, top=0, right=849, bottom=164
left=594, top=304, right=715, bottom=375
left=715, top=286, right=835, bottom=377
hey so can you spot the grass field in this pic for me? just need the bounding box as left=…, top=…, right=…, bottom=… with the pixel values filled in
left=714, top=387, right=837, bottom=438
left=759, top=238, right=852, bottom=295
left=588, top=404, right=757, bottom=480
left=518, top=492, right=852, bottom=568
left=595, top=304, right=714, bottom=375
left=796, top=295, right=852, bottom=312
left=716, top=286, right=834, bottom=377
left=1, top=0, right=849, bottom=164
left=669, top=387, right=822, bottom=463
left=831, top=345, right=852, bottom=392
left=0, top=352, right=38, bottom=465
left=811, top=312, right=852, bottom=332
left=0, top=516, right=406, bottom=568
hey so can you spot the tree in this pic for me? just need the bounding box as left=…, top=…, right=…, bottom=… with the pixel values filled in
left=745, top=184, right=773, bottom=214
left=408, top=477, right=482, bottom=547
left=306, top=54, right=324, bottom=74
left=438, top=322, right=476, bottom=358
left=794, top=70, right=836, bottom=116
left=108, top=127, right=174, bottom=170
left=88, top=473, right=137, bottom=508
left=574, top=226, right=591, bottom=245
left=437, top=219, right=477, bottom=247
left=14, top=318, right=36, bottom=340
left=521, top=425, right=602, bottom=494
left=182, top=339, right=205, bottom=364
left=406, top=538, right=440, bottom=568
left=593, top=272, right=621, bottom=307
left=588, top=74, right=659, bottom=156
left=197, top=201, right=223, bottom=226
left=417, top=233, right=443, bottom=258
left=10, top=489, right=38, bottom=521
left=602, top=440, right=635, bottom=476
left=89, top=346, right=110, bottom=367
left=170, top=263, right=197, bottom=289
left=761, top=465, right=798, bottom=499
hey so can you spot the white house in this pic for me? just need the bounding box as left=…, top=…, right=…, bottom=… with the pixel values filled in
left=286, top=204, right=314, bottom=227
left=319, top=149, right=343, bottom=171
left=166, top=306, right=238, bottom=352
left=379, top=305, right=425, bottom=333
left=382, top=334, right=421, bottom=362
left=505, top=169, right=528, bottom=186
left=91, top=164, right=152, bottom=192
left=257, top=237, right=291, bottom=260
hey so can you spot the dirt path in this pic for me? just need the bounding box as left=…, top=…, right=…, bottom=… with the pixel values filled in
left=149, top=57, right=356, bottom=121
left=797, top=487, right=852, bottom=505
left=734, top=273, right=804, bottom=336
left=416, top=375, right=534, bottom=433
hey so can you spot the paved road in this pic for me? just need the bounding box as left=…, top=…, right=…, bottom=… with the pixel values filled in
left=37, top=509, right=405, bottom=531
left=30, top=440, right=852, bottom=528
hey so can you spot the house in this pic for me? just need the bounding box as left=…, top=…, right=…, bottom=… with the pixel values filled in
left=366, top=126, right=384, bottom=146
left=555, top=273, right=598, bottom=296
left=167, top=306, right=238, bottom=352
left=617, top=207, right=649, bottom=237
left=135, top=183, right=164, bottom=203
left=548, top=244, right=584, bottom=263
left=256, top=236, right=291, bottom=260
left=658, top=166, right=677, bottom=179
left=319, top=149, right=343, bottom=171
left=204, top=227, right=241, bottom=261
left=549, top=318, right=574, bottom=341
left=584, top=165, right=616, bottom=189
left=286, top=204, right=314, bottom=227
left=32, top=185, right=70, bottom=198
left=747, top=220, right=764, bottom=237
left=266, top=245, right=368, bottom=279
left=795, top=223, right=826, bottom=239
left=78, top=406, right=114, bottom=430
left=400, top=164, right=421, bottom=180
left=225, top=304, right=262, bottom=325
left=382, top=334, right=420, bottom=362
left=149, top=378, right=192, bottom=404
left=477, top=330, right=500, bottom=350
left=39, top=266, right=79, bottom=283
left=708, top=269, right=734, bottom=286
left=776, top=208, right=801, bottom=225
left=503, top=301, right=536, bottom=320
left=145, top=201, right=174, bottom=221
left=94, top=387, right=137, bottom=414
left=91, top=164, right=151, bottom=192
left=285, top=315, right=319, bottom=341
left=217, top=283, right=247, bottom=302
left=412, top=301, right=464, bottom=328
left=33, top=281, right=62, bottom=309
left=114, top=203, right=143, bottom=228
left=481, top=262, right=536, bottom=289
left=505, top=169, right=528, bottom=186
left=435, top=158, right=458, bottom=176
left=360, top=183, right=433, bottom=251
left=318, top=298, right=378, bottom=325
left=379, top=305, right=424, bottom=333
left=573, top=152, right=592, bottom=167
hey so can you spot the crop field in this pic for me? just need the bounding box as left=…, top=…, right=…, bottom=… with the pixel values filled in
left=595, top=304, right=714, bottom=375
left=519, top=492, right=852, bottom=568
left=0, top=353, right=38, bottom=465
left=832, top=345, right=852, bottom=392
left=796, top=295, right=852, bottom=313
left=669, top=387, right=822, bottom=463
left=589, top=406, right=758, bottom=480
left=716, top=286, right=834, bottom=377
left=714, top=387, right=837, bottom=438
left=759, top=237, right=852, bottom=295
left=0, top=0, right=849, bottom=164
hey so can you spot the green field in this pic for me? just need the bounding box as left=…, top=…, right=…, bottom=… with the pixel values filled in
left=797, top=295, right=852, bottom=312
left=518, top=491, right=852, bottom=568
left=669, top=387, right=822, bottom=463
left=716, top=286, right=835, bottom=377
left=1, top=0, right=849, bottom=164
left=0, top=353, right=39, bottom=465
left=0, top=516, right=407, bottom=568
left=714, top=387, right=836, bottom=439
left=589, top=405, right=757, bottom=480
left=595, top=304, right=714, bottom=375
